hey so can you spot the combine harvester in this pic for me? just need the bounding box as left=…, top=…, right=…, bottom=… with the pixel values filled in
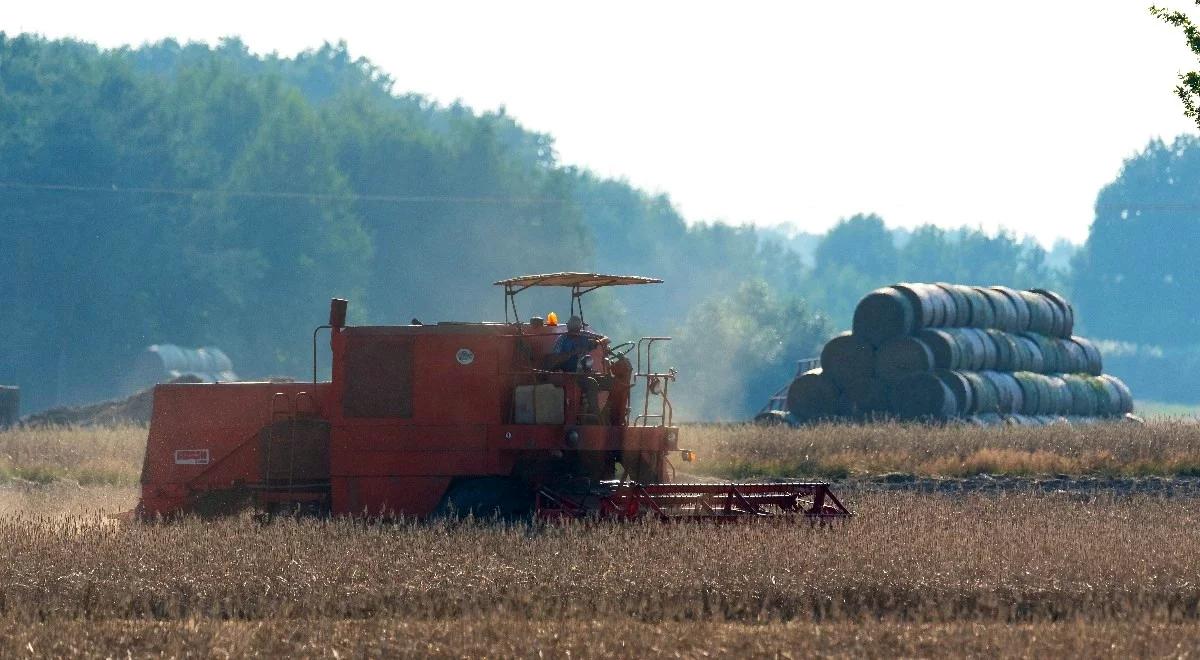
left=137, top=274, right=850, bottom=522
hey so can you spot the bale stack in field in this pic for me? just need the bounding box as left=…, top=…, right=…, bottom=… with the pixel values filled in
left=0, top=386, right=18, bottom=428
left=788, top=283, right=1135, bottom=425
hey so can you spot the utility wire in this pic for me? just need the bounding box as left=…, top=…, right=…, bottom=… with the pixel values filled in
left=3, top=180, right=1199, bottom=213
left=0, top=180, right=565, bottom=205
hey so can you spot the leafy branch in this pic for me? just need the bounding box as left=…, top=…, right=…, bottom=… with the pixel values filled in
left=1151, top=2, right=1200, bottom=128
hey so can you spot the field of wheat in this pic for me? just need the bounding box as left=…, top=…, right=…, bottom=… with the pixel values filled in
left=4, top=423, right=1200, bottom=657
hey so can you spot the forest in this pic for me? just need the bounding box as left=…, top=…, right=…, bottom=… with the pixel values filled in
left=1, top=34, right=1197, bottom=418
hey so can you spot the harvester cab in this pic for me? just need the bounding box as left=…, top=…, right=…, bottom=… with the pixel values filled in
left=137, top=273, right=850, bottom=521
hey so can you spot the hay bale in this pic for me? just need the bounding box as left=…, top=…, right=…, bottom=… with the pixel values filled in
left=852, top=287, right=915, bottom=345
left=876, top=336, right=936, bottom=380
left=917, top=328, right=964, bottom=370
left=933, top=369, right=974, bottom=415
left=978, top=287, right=1017, bottom=331
left=1030, top=288, right=1075, bottom=337
left=1071, top=336, right=1104, bottom=376
left=961, top=286, right=996, bottom=328
left=1101, top=374, right=1134, bottom=414
left=842, top=376, right=890, bottom=416
left=934, top=283, right=972, bottom=326
left=895, top=283, right=940, bottom=328
left=892, top=372, right=957, bottom=420
left=1019, top=290, right=1056, bottom=336
left=1062, top=374, right=1098, bottom=416
left=1013, top=372, right=1041, bottom=415
left=981, top=371, right=1024, bottom=414
left=786, top=368, right=842, bottom=421
left=963, top=371, right=999, bottom=414
left=984, top=329, right=1016, bottom=370
left=0, top=386, right=18, bottom=428
left=991, top=286, right=1031, bottom=332
left=820, top=332, right=876, bottom=388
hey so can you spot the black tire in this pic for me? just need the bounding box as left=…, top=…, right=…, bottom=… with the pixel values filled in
left=434, top=477, right=535, bottom=520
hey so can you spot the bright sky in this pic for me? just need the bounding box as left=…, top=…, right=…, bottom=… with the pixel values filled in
left=6, top=1, right=1199, bottom=244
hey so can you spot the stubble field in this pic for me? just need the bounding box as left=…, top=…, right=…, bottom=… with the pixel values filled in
left=3, top=422, right=1200, bottom=657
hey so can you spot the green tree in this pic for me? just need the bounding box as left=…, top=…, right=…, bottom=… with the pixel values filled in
left=1152, top=2, right=1200, bottom=129
left=668, top=281, right=830, bottom=420
left=814, top=213, right=897, bottom=282
left=1071, top=136, right=1200, bottom=344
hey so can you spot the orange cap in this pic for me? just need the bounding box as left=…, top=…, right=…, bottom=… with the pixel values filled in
left=546, top=312, right=559, bottom=326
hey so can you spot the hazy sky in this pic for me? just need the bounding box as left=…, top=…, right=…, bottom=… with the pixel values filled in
left=6, top=1, right=1199, bottom=244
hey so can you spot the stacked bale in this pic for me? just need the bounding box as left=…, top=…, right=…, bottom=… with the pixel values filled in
left=0, top=386, right=17, bottom=428
left=789, top=283, right=1133, bottom=424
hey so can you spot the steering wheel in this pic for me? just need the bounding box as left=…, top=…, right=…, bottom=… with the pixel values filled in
left=605, top=341, right=635, bottom=358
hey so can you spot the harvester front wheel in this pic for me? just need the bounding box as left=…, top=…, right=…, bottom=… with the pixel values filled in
left=434, top=477, right=535, bottom=521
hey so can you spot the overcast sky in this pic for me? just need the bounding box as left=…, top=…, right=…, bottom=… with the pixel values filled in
left=6, top=1, right=1199, bottom=245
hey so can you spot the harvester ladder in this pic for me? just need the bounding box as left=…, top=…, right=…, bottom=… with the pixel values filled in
left=265, top=393, right=295, bottom=496
left=265, top=392, right=313, bottom=499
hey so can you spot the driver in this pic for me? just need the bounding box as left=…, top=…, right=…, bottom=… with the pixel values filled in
left=550, top=315, right=599, bottom=371
left=550, top=315, right=602, bottom=418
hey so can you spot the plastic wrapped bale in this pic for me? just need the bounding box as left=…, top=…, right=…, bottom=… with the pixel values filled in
left=1070, top=336, right=1104, bottom=376
left=876, top=336, right=937, bottom=380
left=918, top=328, right=965, bottom=370
left=934, top=282, right=972, bottom=326
left=980, top=371, right=1024, bottom=414
left=1062, top=374, right=1099, bottom=417
left=820, top=332, right=876, bottom=389
left=1029, top=288, right=1075, bottom=337
left=892, top=372, right=958, bottom=420
left=786, top=368, right=842, bottom=422
left=1100, top=374, right=1134, bottom=415
left=990, top=286, right=1031, bottom=333
left=0, top=386, right=17, bottom=428
left=852, top=287, right=917, bottom=345
left=933, top=369, right=974, bottom=416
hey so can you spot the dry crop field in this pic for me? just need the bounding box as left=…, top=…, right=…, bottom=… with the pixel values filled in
left=685, top=419, right=1200, bottom=480
left=4, top=424, right=1200, bottom=657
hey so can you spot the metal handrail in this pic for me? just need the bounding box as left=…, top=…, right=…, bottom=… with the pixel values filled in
left=634, top=337, right=674, bottom=427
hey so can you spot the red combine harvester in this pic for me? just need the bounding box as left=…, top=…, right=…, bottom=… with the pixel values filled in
left=138, top=273, right=850, bottom=521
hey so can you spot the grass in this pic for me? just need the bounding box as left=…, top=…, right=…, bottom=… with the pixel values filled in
left=682, top=420, right=1200, bottom=479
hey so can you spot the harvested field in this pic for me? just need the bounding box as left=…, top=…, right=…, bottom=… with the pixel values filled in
left=4, top=424, right=1200, bottom=656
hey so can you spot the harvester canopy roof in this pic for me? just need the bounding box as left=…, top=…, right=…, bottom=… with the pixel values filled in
left=494, top=273, right=662, bottom=289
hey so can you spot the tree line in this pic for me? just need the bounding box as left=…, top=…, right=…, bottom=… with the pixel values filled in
left=0, top=34, right=1195, bottom=416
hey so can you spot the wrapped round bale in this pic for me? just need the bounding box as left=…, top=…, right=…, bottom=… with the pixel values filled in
left=877, top=335, right=937, bottom=379
left=1030, top=288, right=1075, bottom=337
left=892, top=372, right=957, bottom=420
left=1102, top=374, right=1134, bottom=414
left=820, top=332, right=876, bottom=389
left=918, top=328, right=965, bottom=370
left=852, top=287, right=916, bottom=345
left=991, top=286, right=1031, bottom=333
left=933, top=369, right=974, bottom=415
left=786, top=368, right=841, bottom=422
left=1070, top=336, right=1103, bottom=376
left=934, top=283, right=972, bottom=326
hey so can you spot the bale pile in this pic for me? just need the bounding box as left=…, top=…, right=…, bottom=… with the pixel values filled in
left=788, top=283, right=1135, bottom=424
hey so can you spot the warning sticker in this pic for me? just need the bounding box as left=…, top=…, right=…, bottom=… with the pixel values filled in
left=174, top=449, right=210, bottom=465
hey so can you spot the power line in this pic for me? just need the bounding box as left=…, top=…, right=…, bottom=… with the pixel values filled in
left=0, top=180, right=565, bottom=206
